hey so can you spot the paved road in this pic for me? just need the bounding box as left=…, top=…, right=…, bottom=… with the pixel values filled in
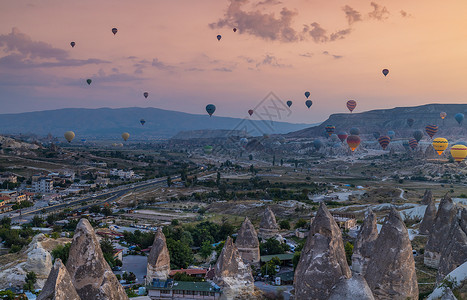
left=115, top=255, right=148, bottom=285
left=254, top=282, right=293, bottom=300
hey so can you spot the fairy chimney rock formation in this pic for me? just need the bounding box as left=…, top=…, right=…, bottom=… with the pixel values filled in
left=419, top=195, right=437, bottom=235
left=259, top=207, right=280, bottom=240
left=293, top=202, right=351, bottom=300
left=424, top=194, right=458, bottom=268
left=235, top=217, right=260, bottom=266
left=66, top=219, right=128, bottom=300
left=38, top=259, right=82, bottom=300
left=146, top=228, right=171, bottom=283
left=421, top=189, right=433, bottom=205
left=213, top=237, right=254, bottom=299
left=351, top=208, right=378, bottom=274
left=328, top=274, right=375, bottom=300
left=364, top=208, right=418, bottom=300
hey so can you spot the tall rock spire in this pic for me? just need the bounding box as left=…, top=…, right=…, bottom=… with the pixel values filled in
left=146, top=228, right=170, bottom=283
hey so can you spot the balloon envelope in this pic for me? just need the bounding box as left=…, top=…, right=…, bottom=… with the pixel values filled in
left=143, top=92, right=148, bottom=98
left=346, top=100, right=357, bottom=112
left=337, top=132, right=348, bottom=143
left=347, top=135, right=361, bottom=151
left=455, top=113, right=464, bottom=125
left=217, top=35, right=222, bottom=41
left=432, top=138, right=448, bottom=155
left=206, top=104, right=216, bottom=116
left=378, top=136, right=391, bottom=150
left=407, top=118, right=414, bottom=127
left=382, top=69, right=389, bottom=76
left=248, top=109, right=254, bottom=116
left=304, top=91, right=310, bottom=99
left=70, top=42, right=75, bottom=48
left=349, top=128, right=360, bottom=136
left=140, top=119, right=146, bottom=125
left=387, top=131, right=395, bottom=139
left=409, top=138, right=418, bottom=150
left=121, top=132, right=130, bottom=141
left=305, top=100, right=312, bottom=108
left=425, top=125, right=438, bottom=139
left=451, top=144, right=467, bottom=163
left=204, top=145, right=213, bottom=154
left=413, top=130, right=423, bottom=142
left=313, top=139, right=323, bottom=150
left=86, top=79, right=92, bottom=85
left=325, top=125, right=335, bottom=137
left=373, top=132, right=380, bottom=140
left=240, top=138, right=248, bottom=147
left=440, top=112, right=447, bottom=120
left=112, top=28, right=118, bottom=35
left=64, top=131, right=75, bottom=143
left=233, top=28, right=237, bottom=32
left=286, top=100, right=292, bottom=107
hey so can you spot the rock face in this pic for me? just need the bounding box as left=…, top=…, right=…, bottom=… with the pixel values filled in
left=294, top=203, right=351, bottom=300
left=365, top=208, right=418, bottom=300
left=425, top=195, right=458, bottom=268
left=213, top=237, right=254, bottom=299
left=421, top=189, right=433, bottom=205
left=419, top=196, right=437, bottom=235
left=146, top=228, right=170, bottom=283
left=66, top=219, right=128, bottom=300
left=328, top=274, right=375, bottom=300
left=235, top=217, right=260, bottom=266
left=436, top=208, right=467, bottom=283
left=38, top=259, right=81, bottom=300
left=351, top=209, right=378, bottom=275
left=258, top=207, right=280, bottom=240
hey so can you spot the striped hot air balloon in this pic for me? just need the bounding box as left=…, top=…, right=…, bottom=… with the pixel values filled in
left=440, top=112, right=447, bottom=120
left=425, top=125, right=438, bottom=139
left=347, top=135, right=361, bottom=151
left=432, top=138, right=448, bottom=155
left=378, top=136, right=391, bottom=150
left=409, top=138, right=418, bottom=150
left=346, top=100, right=357, bottom=112
left=450, top=144, right=467, bottom=163
left=325, top=125, right=335, bottom=137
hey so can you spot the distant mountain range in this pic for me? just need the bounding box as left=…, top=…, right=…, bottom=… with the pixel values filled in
left=287, top=104, right=467, bottom=139
left=0, top=107, right=311, bottom=139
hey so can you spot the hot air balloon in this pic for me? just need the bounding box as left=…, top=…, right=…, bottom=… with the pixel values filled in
left=450, top=144, right=467, bottom=163
left=143, top=92, right=148, bottom=99
left=387, top=130, right=395, bottom=139
left=121, top=132, right=130, bottom=141
left=425, top=125, right=438, bottom=139
left=349, top=128, right=360, bottom=135
left=240, top=138, right=248, bottom=148
left=432, top=138, right=448, bottom=155
left=346, top=100, right=357, bottom=113
left=305, top=100, right=312, bottom=109
left=382, top=69, right=389, bottom=76
left=440, top=112, right=447, bottom=120
left=402, top=140, right=410, bottom=151
left=204, top=145, right=213, bottom=154
left=216, top=35, right=222, bottom=41
left=140, top=119, right=146, bottom=125
left=112, top=28, right=118, bottom=35
left=455, top=113, right=464, bottom=125
left=378, top=136, right=391, bottom=150
left=413, top=130, right=423, bottom=142
left=337, top=132, right=348, bottom=143
left=304, top=91, right=310, bottom=99
left=248, top=110, right=254, bottom=116
left=70, top=42, right=75, bottom=48
left=409, top=138, right=418, bottom=150
left=206, top=104, right=216, bottom=116
left=86, top=79, right=92, bottom=85
left=64, top=131, right=75, bottom=143
left=286, top=100, right=292, bottom=108
left=407, top=118, right=414, bottom=127
left=233, top=28, right=237, bottom=32
left=347, top=135, right=361, bottom=152
left=325, top=125, right=335, bottom=137
left=313, top=139, right=323, bottom=150
left=373, top=132, right=380, bottom=140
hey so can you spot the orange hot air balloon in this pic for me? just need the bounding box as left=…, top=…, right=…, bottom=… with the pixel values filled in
left=450, top=144, right=467, bottom=163
left=347, top=135, right=361, bottom=151
left=432, top=138, right=448, bottom=155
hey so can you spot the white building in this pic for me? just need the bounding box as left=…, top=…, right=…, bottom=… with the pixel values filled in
left=32, top=178, right=53, bottom=193
left=110, top=169, right=135, bottom=179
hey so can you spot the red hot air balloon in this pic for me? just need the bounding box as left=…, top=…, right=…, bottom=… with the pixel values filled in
left=337, top=132, right=348, bottom=143
left=248, top=110, right=254, bottom=116
left=346, top=100, right=357, bottom=113
left=347, top=135, right=361, bottom=151
left=378, top=136, right=391, bottom=150
left=425, top=125, right=438, bottom=139
left=112, top=28, right=118, bottom=35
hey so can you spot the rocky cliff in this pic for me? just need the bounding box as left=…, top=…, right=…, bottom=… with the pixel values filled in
left=328, top=274, right=375, bottom=300
left=38, top=259, right=81, bottom=300
left=258, top=207, right=280, bottom=240
left=146, top=228, right=170, bottom=283
left=419, top=195, right=437, bottom=235
left=352, top=209, right=378, bottom=275
left=235, top=217, right=260, bottom=266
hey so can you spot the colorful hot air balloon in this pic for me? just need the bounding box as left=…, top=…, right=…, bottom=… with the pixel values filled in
left=248, top=110, right=254, bottom=116
left=407, top=118, right=414, bottom=127
left=217, top=35, right=222, bottom=41
left=112, top=28, right=118, bottom=35
left=121, top=132, right=130, bottom=141
left=304, top=91, right=310, bottom=99
left=413, top=130, right=423, bottom=142
left=382, top=69, right=389, bottom=76
left=286, top=100, right=292, bottom=108
left=140, top=119, right=146, bottom=125
left=86, top=79, right=92, bottom=85
left=373, top=132, right=380, bottom=140
left=409, top=138, right=418, bottom=150
left=204, top=145, right=213, bottom=154
left=432, top=138, right=448, bottom=155
left=455, top=113, right=464, bottom=125
left=347, top=135, right=361, bottom=152
left=440, top=112, right=447, bottom=120
left=70, top=42, right=75, bottom=48
left=346, top=100, right=357, bottom=112
left=64, top=131, right=75, bottom=143
left=450, top=144, right=467, bottom=163
left=305, top=100, right=312, bottom=109
left=313, top=139, right=323, bottom=150
left=240, top=138, right=248, bottom=148
left=337, top=131, right=348, bottom=143
left=425, top=125, right=438, bottom=139
left=325, top=125, right=335, bottom=137
left=143, top=92, right=148, bottom=99
left=349, top=128, right=360, bottom=135
left=233, top=28, right=237, bottom=32
left=387, top=130, right=395, bottom=139
left=378, top=136, right=391, bottom=150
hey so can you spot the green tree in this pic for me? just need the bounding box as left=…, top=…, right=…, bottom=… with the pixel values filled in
left=260, top=257, right=281, bottom=277
left=344, top=242, right=353, bottom=265
left=200, top=240, right=213, bottom=259
left=166, top=238, right=194, bottom=269
left=90, top=205, right=101, bottom=214
left=100, top=239, right=116, bottom=267
left=23, top=271, right=37, bottom=292
left=167, top=176, right=172, bottom=187
left=294, top=219, right=308, bottom=229
left=292, top=252, right=301, bottom=269
left=101, top=206, right=112, bottom=216
left=260, top=238, right=289, bottom=255
left=0, top=217, right=11, bottom=229
left=52, top=243, right=71, bottom=264
left=31, top=215, right=44, bottom=227
left=272, top=155, right=276, bottom=166
left=279, top=220, right=290, bottom=230
left=280, top=158, right=283, bottom=166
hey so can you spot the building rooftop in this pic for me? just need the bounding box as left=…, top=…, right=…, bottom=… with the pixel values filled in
left=260, top=253, right=294, bottom=262
left=147, top=280, right=221, bottom=293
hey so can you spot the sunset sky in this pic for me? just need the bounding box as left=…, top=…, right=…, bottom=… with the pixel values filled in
left=1, top=0, right=467, bottom=124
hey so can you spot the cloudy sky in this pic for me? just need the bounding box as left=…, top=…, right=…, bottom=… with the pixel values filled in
left=1, top=0, right=467, bottom=124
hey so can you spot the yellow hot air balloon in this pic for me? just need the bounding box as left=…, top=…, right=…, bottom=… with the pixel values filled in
left=121, top=132, right=130, bottom=141
left=64, top=131, right=75, bottom=143
left=432, top=138, right=448, bottom=155
left=450, top=144, right=467, bottom=163
left=440, top=112, right=447, bottom=120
